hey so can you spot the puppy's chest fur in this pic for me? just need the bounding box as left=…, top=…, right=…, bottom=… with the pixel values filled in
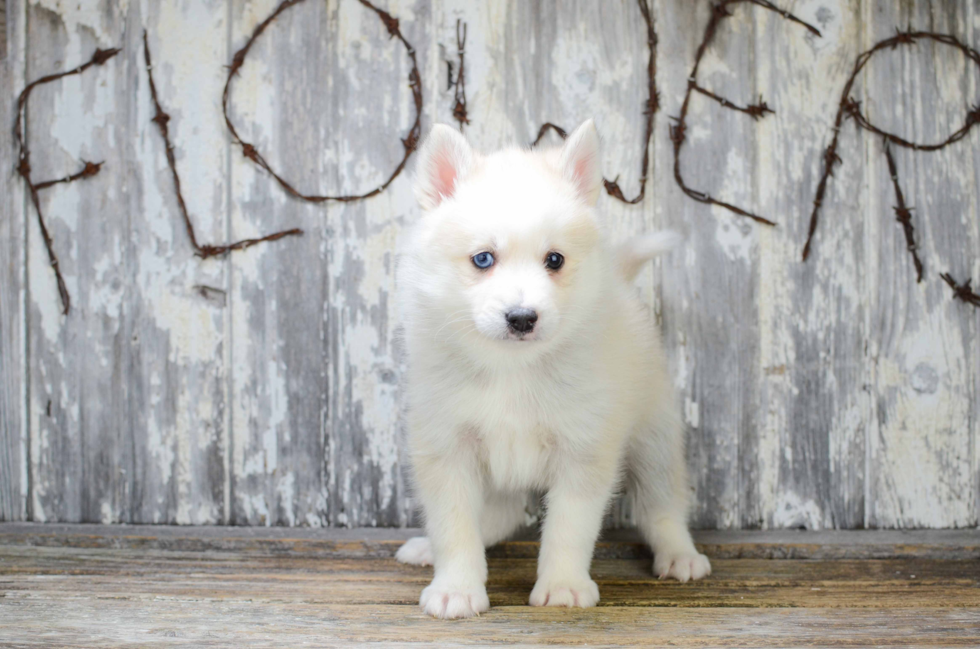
left=456, top=360, right=611, bottom=492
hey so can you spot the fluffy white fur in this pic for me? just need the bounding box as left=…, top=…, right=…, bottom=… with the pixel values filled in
left=396, top=120, right=709, bottom=619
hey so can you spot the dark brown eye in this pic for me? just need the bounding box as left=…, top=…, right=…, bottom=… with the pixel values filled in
left=545, top=252, right=564, bottom=270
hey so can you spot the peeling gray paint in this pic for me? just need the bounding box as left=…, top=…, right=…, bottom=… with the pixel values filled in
left=1, top=0, right=977, bottom=529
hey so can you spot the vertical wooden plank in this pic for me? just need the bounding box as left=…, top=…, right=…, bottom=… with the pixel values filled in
left=228, top=0, right=332, bottom=526
left=25, top=0, right=131, bottom=522
left=1, top=0, right=7, bottom=61
left=865, top=0, right=978, bottom=528
left=655, top=0, right=763, bottom=529
left=751, top=0, right=870, bottom=530
left=0, top=0, right=26, bottom=521
left=132, top=0, right=229, bottom=524
left=26, top=0, right=229, bottom=524
left=228, top=0, right=425, bottom=527
left=227, top=0, right=429, bottom=527
left=321, top=0, right=428, bottom=527
left=970, top=0, right=980, bottom=532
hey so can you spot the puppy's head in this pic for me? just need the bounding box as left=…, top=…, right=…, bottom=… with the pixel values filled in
left=406, top=120, right=605, bottom=352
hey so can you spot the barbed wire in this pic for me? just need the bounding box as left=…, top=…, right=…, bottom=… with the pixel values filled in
left=670, top=0, right=821, bottom=227
left=143, top=30, right=303, bottom=258
left=883, top=144, right=923, bottom=283
left=941, top=273, right=980, bottom=307
left=804, top=29, right=980, bottom=262
left=14, top=47, right=121, bottom=315
left=530, top=0, right=658, bottom=205
left=452, top=19, right=469, bottom=131
left=222, top=0, right=423, bottom=204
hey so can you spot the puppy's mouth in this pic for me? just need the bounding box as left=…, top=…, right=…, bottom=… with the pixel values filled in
left=505, top=331, right=538, bottom=342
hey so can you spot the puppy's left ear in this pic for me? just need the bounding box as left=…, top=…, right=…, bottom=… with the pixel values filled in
left=559, top=119, right=603, bottom=206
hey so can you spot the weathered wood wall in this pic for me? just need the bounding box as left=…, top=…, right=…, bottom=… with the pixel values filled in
left=1, top=0, right=977, bottom=529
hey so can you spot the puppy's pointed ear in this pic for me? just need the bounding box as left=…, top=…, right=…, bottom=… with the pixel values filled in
left=414, top=124, right=474, bottom=211
left=559, top=119, right=603, bottom=206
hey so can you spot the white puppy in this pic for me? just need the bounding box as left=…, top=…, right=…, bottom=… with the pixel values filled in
left=395, top=120, right=710, bottom=619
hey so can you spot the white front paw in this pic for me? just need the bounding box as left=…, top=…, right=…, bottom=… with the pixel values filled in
left=529, top=575, right=600, bottom=608
left=420, top=578, right=490, bottom=619
left=395, top=536, right=433, bottom=566
left=654, top=551, right=711, bottom=582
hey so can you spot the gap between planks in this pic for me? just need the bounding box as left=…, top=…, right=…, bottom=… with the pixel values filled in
left=0, top=523, right=977, bottom=560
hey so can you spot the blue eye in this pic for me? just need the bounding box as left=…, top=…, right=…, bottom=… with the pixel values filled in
left=472, top=251, right=495, bottom=269
left=545, top=252, right=564, bottom=270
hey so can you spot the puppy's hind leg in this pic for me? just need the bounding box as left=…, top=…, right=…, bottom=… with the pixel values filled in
left=395, top=536, right=434, bottom=566
left=396, top=491, right=526, bottom=567
left=628, top=410, right=711, bottom=582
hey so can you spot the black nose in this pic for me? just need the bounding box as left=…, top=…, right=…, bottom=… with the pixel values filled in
left=506, top=308, right=538, bottom=334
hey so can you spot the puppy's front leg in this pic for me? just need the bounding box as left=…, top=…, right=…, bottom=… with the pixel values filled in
left=413, top=450, right=489, bottom=619
left=530, top=472, right=615, bottom=608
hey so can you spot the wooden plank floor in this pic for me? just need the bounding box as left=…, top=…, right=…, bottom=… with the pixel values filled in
left=1, top=525, right=978, bottom=648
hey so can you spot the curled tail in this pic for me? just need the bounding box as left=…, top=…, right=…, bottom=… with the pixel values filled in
left=616, top=230, right=682, bottom=282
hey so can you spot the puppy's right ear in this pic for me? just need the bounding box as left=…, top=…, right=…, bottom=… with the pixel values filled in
left=413, top=124, right=474, bottom=211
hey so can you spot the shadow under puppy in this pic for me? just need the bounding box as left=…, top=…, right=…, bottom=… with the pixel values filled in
left=396, top=120, right=709, bottom=619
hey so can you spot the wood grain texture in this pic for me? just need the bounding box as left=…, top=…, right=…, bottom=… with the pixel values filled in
left=1, top=528, right=979, bottom=648
left=25, top=0, right=125, bottom=523
left=0, top=0, right=6, bottom=62
left=752, top=0, right=871, bottom=530
left=862, top=1, right=979, bottom=528
left=23, top=1, right=229, bottom=525
left=3, top=549, right=979, bottom=608
left=0, top=0, right=7, bottom=62
left=133, top=0, right=230, bottom=525
left=226, top=0, right=427, bottom=527
left=657, top=0, right=763, bottom=530
left=227, top=0, right=331, bottom=527
left=0, top=0, right=25, bottom=521
left=3, top=602, right=978, bottom=649
left=1, top=0, right=979, bottom=529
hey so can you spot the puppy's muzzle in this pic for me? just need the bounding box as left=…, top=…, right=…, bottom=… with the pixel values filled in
left=506, top=308, right=538, bottom=335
